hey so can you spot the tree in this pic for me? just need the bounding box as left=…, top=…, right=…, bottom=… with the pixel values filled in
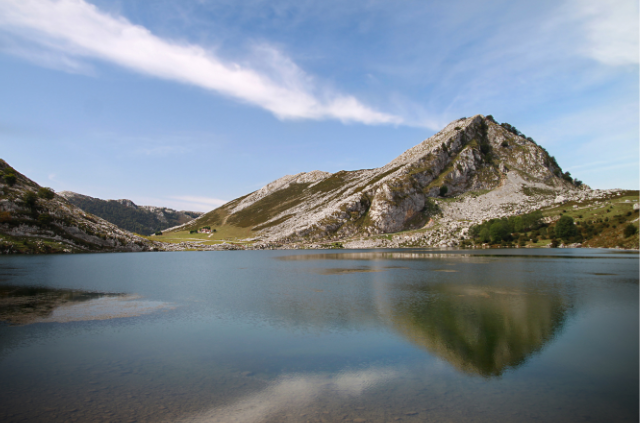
left=37, top=187, right=55, bottom=199
left=479, top=227, right=491, bottom=243
left=522, top=210, right=543, bottom=231
left=439, top=186, right=448, bottom=197
left=490, top=220, right=510, bottom=243
left=623, top=224, right=638, bottom=237
left=555, top=215, right=577, bottom=241
left=512, top=216, right=524, bottom=233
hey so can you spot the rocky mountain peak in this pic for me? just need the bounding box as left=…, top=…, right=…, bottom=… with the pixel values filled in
left=169, top=114, right=583, bottom=243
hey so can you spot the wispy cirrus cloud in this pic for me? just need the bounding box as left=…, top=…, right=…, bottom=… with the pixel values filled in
left=0, top=0, right=400, bottom=125
left=570, top=0, right=639, bottom=66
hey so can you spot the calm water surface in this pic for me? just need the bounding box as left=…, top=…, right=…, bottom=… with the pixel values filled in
left=0, top=249, right=637, bottom=422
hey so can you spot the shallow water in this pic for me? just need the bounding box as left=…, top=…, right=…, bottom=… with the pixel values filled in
left=0, top=249, right=637, bottom=422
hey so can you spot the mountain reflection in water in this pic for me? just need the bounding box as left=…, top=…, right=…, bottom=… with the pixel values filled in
left=385, top=283, right=569, bottom=376
left=278, top=251, right=572, bottom=377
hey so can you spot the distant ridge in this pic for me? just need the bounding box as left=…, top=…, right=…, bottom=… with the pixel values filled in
left=59, top=191, right=201, bottom=235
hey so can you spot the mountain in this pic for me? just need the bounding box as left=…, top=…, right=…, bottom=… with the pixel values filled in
left=0, top=160, right=159, bottom=254
left=59, top=191, right=201, bottom=236
left=168, top=114, right=588, bottom=244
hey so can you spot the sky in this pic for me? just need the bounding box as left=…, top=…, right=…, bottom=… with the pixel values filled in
left=0, top=0, right=638, bottom=212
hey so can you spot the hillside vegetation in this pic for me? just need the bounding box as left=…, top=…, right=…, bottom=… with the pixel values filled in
left=0, top=160, right=159, bottom=254
left=60, top=192, right=201, bottom=235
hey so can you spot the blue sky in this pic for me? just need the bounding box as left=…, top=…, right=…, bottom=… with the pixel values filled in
left=0, top=0, right=638, bottom=211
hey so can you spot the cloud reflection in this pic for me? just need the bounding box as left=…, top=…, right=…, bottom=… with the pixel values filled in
left=179, top=367, right=397, bottom=423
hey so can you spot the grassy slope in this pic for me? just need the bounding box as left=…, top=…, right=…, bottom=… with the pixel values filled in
left=387, top=190, right=639, bottom=249
left=149, top=226, right=254, bottom=245
left=0, top=233, right=84, bottom=254
left=164, top=175, right=355, bottom=240
left=540, top=190, right=639, bottom=248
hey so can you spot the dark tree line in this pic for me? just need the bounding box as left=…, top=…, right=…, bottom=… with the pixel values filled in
left=67, top=197, right=194, bottom=235
left=469, top=208, right=638, bottom=247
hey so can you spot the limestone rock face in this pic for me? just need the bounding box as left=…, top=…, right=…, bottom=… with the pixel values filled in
left=230, top=170, right=331, bottom=214
left=170, top=115, right=581, bottom=242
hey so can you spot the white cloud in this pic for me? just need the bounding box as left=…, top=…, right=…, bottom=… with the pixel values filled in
left=0, top=0, right=401, bottom=124
left=180, top=367, right=398, bottom=423
left=570, top=0, right=639, bottom=66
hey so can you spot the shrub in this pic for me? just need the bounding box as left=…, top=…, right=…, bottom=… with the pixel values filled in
left=3, top=172, right=16, bottom=186
left=623, top=224, right=638, bottom=237
left=0, top=211, right=11, bottom=223
left=561, top=171, right=573, bottom=183
left=500, top=122, right=522, bottom=137
left=38, top=213, right=53, bottom=224
left=501, top=141, right=509, bottom=148
left=439, top=186, right=448, bottom=197
left=22, top=190, right=37, bottom=209
left=454, top=126, right=462, bottom=130
left=155, top=231, right=163, bottom=236
left=37, top=187, right=55, bottom=199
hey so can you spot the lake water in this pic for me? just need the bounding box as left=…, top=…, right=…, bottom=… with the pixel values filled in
left=0, top=249, right=637, bottom=423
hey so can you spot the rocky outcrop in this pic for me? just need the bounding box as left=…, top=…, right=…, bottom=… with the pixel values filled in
left=0, top=160, right=162, bottom=253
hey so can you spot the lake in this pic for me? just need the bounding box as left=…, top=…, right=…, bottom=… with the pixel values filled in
left=0, top=249, right=637, bottom=423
